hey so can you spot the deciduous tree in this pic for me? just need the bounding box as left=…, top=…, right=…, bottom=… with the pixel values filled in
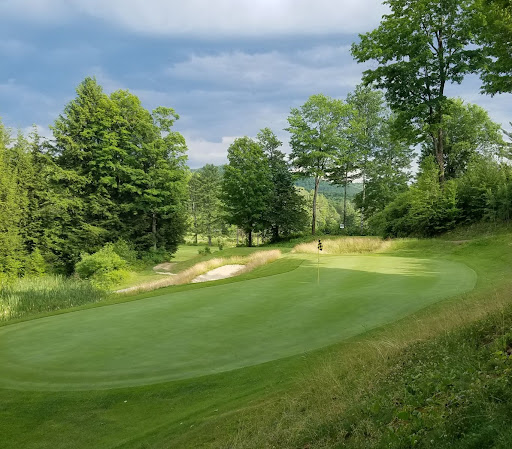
left=222, top=137, right=271, bottom=247
left=352, top=0, right=483, bottom=182
left=257, top=128, right=308, bottom=240
left=287, top=94, right=351, bottom=234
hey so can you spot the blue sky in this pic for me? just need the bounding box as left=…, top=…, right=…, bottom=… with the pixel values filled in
left=1, top=0, right=511, bottom=168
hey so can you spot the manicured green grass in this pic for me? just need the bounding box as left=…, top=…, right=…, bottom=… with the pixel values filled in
left=0, top=255, right=475, bottom=391
left=2, top=232, right=509, bottom=449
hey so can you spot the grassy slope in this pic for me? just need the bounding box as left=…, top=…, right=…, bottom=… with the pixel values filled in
left=0, top=256, right=474, bottom=390
left=1, top=232, right=511, bottom=448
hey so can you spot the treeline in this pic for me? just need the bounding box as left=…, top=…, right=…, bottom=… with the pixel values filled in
left=189, top=130, right=309, bottom=247
left=294, top=179, right=362, bottom=202
left=2, top=0, right=511, bottom=279
left=350, top=0, right=512, bottom=237
left=0, top=77, right=188, bottom=280
left=188, top=86, right=414, bottom=245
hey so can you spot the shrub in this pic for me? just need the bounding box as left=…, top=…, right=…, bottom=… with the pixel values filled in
left=75, top=244, right=128, bottom=287
left=139, top=248, right=170, bottom=266
left=198, top=246, right=212, bottom=256
left=111, top=239, right=138, bottom=267
left=371, top=157, right=460, bottom=237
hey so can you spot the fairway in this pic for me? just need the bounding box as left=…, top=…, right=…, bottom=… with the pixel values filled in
left=0, top=255, right=476, bottom=391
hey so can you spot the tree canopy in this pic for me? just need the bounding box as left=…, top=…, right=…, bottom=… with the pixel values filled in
left=352, top=0, right=483, bottom=182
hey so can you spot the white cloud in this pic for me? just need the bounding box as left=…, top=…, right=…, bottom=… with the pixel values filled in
left=185, top=136, right=238, bottom=168
left=168, top=46, right=365, bottom=95
left=1, top=0, right=388, bottom=36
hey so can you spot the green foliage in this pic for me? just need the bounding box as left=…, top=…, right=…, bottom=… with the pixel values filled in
left=24, top=249, right=47, bottom=277
left=294, top=178, right=363, bottom=201
left=287, top=94, right=353, bottom=234
left=75, top=244, right=129, bottom=288
left=428, top=98, right=506, bottom=179
left=322, top=307, right=512, bottom=448
left=257, top=128, right=309, bottom=240
left=371, top=157, right=460, bottom=237
left=222, top=137, right=272, bottom=246
left=0, top=125, right=27, bottom=279
left=0, top=275, right=106, bottom=322
left=111, top=239, right=138, bottom=267
left=297, top=188, right=360, bottom=234
left=198, top=246, right=212, bottom=256
left=352, top=0, right=484, bottom=181
left=456, top=155, right=511, bottom=223
left=50, top=78, right=188, bottom=270
left=474, top=0, right=512, bottom=94
left=188, top=164, right=223, bottom=246
left=354, top=119, right=412, bottom=220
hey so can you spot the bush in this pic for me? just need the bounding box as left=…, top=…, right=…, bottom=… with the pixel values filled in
left=139, top=248, right=170, bottom=266
left=75, top=244, right=129, bottom=287
left=198, top=246, right=212, bottom=256
left=111, top=239, right=138, bottom=267
left=371, top=157, right=460, bottom=238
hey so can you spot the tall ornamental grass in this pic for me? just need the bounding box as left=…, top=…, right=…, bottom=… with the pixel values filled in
left=292, top=237, right=392, bottom=255
left=0, top=275, right=106, bottom=322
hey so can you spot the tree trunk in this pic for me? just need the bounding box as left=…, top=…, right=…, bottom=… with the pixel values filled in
left=192, top=201, right=198, bottom=244
left=436, top=127, right=445, bottom=184
left=248, top=229, right=253, bottom=247
left=312, top=176, right=320, bottom=234
left=272, top=225, right=279, bottom=242
left=360, top=171, right=366, bottom=234
left=343, top=167, right=348, bottom=229
left=236, top=228, right=239, bottom=245
left=152, top=212, right=157, bottom=251
left=207, top=222, right=212, bottom=246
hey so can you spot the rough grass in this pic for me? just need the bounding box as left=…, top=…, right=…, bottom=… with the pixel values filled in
left=0, top=275, right=106, bottom=322
left=292, top=236, right=393, bottom=255
left=118, top=250, right=281, bottom=294
left=2, top=231, right=512, bottom=448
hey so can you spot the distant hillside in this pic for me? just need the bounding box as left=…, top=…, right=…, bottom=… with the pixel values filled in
left=190, top=166, right=362, bottom=202
left=294, top=178, right=363, bottom=201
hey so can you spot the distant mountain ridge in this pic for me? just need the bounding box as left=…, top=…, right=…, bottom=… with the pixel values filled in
left=191, top=165, right=362, bottom=201
left=294, top=178, right=363, bottom=201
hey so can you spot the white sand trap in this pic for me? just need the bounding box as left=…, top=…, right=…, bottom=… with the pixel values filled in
left=192, top=264, right=245, bottom=283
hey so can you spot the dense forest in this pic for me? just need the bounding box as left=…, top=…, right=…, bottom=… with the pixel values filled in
left=1, top=0, right=511, bottom=284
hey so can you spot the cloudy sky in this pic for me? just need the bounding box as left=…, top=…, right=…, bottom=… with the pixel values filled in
left=1, top=0, right=511, bottom=167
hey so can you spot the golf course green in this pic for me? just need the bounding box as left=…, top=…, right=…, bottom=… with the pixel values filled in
left=0, top=254, right=476, bottom=391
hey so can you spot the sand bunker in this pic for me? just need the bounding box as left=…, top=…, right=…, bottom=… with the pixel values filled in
left=191, top=264, right=245, bottom=283
left=153, top=262, right=176, bottom=272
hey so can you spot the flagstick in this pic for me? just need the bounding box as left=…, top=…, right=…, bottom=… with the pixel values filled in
left=317, top=246, right=320, bottom=284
